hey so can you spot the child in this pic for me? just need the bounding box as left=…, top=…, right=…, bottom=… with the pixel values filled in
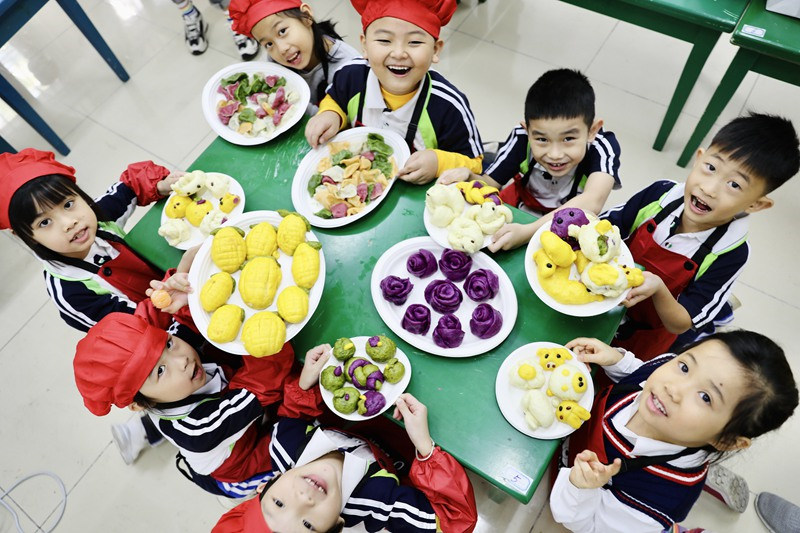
left=550, top=330, right=798, bottom=532
left=229, top=0, right=361, bottom=115
left=73, top=304, right=318, bottom=498
left=212, top=393, right=478, bottom=533
left=440, top=69, right=621, bottom=251
left=173, top=0, right=260, bottom=60
left=603, top=113, right=800, bottom=360
left=304, top=0, right=483, bottom=185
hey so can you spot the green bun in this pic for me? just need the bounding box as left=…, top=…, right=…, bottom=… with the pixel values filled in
left=333, top=337, right=356, bottom=361
left=383, top=357, right=405, bottom=384
left=321, top=365, right=345, bottom=392
left=344, top=357, right=369, bottom=382
left=365, top=335, right=396, bottom=362
left=333, top=387, right=359, bottom=414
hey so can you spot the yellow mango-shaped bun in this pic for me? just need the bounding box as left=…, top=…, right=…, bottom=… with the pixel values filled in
left=574, top=250, right=591, bottom=274
left=245, top=222, right=278, bottom=260
left=540, top=230, right=576, bottom=268
left=219, top=193, right=240, bottom=214
left=207, top=304, right=244, bottom=343
left=242, top=311, right=286, bottom=357
left=533, top=249, right=604, bottom=305
left=239, top=256, right=282, bottom=309
left=292, top=242, right=321, bottom=289
left=276, top=210, right=309, bottom=256
left=211, top=226, right=247, bottom=273
left=200, top=271, right=235, bottom=312
left=277, top=286, right=309, bottom=323
left=185, top=198, right=213, bottom=226
left=165, top=195, right=191, bottom=218
left=537, top=346, right=573, bottom=370
left=556, top=400, right=591, bottom=429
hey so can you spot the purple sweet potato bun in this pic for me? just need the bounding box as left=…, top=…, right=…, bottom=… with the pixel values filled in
left=402, top=304, right=431, bottom=335
left=424, top=279, right=463, bottom=314
left=406, top=249, right=438, bottom=278
left=358, top=390, right=387, bottom=416
left=438, top=249, right=472, bottom=282
left=380, top=275, right=414, bottom=305
left=464, top=269, right=500, bottom=302
left=432, top=314, right=465, bottom=348
left=550, top=208, right=589, bottom=250
left=470, top=303, right=503, bottom=339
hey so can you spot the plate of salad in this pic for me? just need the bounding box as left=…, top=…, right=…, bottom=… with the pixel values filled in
left=290, top=127, right=410, bottom=228
left=202, top=61, right=310, bottom=146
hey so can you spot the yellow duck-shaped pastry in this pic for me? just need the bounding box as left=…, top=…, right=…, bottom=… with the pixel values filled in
left=239, top=256, right=282, bottom=309
left=292, top=242, right=321, bottom=289
left=211, top=226, right=247, bottom=273
left=533, top=249, right=604, bottom=305
left=556, top=401, right=591, bottom=429
left=200, top=271, right=236, bottom=312
left=245, top=222, right=279, bottom=260
left=277, top=285, right=309, bottom=323
left=547, top=365, right=589, bottom=402
left=185, top=199, right=213, bottom=227
left=242, top=311, right=286, bottom=357
left=540, top=230, right=576, bottom=268
left=521, top=389, right=556, bottom=430
left=165, top=195, right=191, bottom=219
left=219, top=193, right=240, bottom=214
left=276, top=210, right=309, bottom=256
left=537, top=346, right=573, bottom=370
left=207, top=304, right=244, bottom=343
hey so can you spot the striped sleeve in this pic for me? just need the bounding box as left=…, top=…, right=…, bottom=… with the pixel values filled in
left=601, top=180, right=676, bottom=239
left=484, top=125, right=527, bottom=185
left=324, top=59, right=369, bottom=118
left=585, top=128, right=622, bottom=187
left=343, top=478, right=439, bottom=532
left=93, top=181, right=138, bottom=228
left=427, top=73, right=483, bottom=158
left=44, top=271, right=136, bottom=332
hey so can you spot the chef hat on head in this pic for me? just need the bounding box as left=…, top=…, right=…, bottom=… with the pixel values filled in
left=0, top=148, right=76, bottom=230
left=351, top=0, right=456, bottom=39
left=229, top=0, right=303, bottom=37
left=73, top=313, right=168, bottom=416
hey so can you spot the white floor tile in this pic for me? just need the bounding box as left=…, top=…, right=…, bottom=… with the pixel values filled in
left=0, top=488, right=40, bottom=533
left=0, top=233, right=49, bottom=350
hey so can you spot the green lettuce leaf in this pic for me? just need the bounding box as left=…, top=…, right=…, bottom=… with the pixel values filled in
left=221, top=72, right=248, bottom=86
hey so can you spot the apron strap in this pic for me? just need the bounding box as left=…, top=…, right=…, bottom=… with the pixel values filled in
left=648, top=198, right=731, bottom=268
left=652, top=198, right=684, bottom=225
left=355, top=72, right=431, bottom=149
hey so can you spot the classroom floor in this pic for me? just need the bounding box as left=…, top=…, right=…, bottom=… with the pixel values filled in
left=2, top=0, right=800, bottom=531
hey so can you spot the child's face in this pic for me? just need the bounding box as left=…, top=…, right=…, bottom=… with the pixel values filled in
left=632, top=340, right=749, bottom=449
left=360, top=17, right=443, bottom=96
left=681, top=147, right=773, bottom=232
left=526, top=117, right=601, bottom=178
left=260, top=453, right=344, bottom=532
left=30, top=194, right=97, bottom=259
left=137, top=335, right=207, bottom=404
left=252, top=6, right=317, bottom=71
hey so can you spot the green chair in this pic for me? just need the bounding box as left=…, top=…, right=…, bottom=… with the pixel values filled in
left=678, top=0, right=800, bottom=167
left=559, top=0, right=748, bottom=151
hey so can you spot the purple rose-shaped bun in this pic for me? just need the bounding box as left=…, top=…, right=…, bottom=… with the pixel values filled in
left=402, top=304, right=431, bottom=335
left=470, top=303, right=503, bottom=339
left=424, top=279, right=463, bottom=314
left=438, top=249, right=473, bottom=282
left=380, top=275, right=414, bottom=305
left=406, top=249, right=438, bottom=278
left=464, top=269, right=500, bottom=302
left=550, top=208, right=589, bottom=250
left=432, top=314, right=465, bottom=348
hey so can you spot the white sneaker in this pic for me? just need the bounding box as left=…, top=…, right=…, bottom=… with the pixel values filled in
left=232, top=32, right=259, bottom=61
left=111, top=417, right=149, bottom=465
left=183, top=12, right=208, bottom=56
left=704, top=464, right=749, bottom=513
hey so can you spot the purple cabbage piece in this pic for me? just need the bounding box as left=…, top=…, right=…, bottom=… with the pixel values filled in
left=424, top=279, right=463, bottom=314
left=406, top=249, right=438, bottom=278
left=432, top=314, right=465, bottom=348
left=464, top=269, right=500, bottom=302
left=470, top=303, right=503, bottom=339
left=380, top=275, right=414, bottom=305
left=402, top=304, right=431, bottom=335
left=550, top=207, right=589, bottom=250
left=438, top=249, right=473, bottom=282
left=358, top=390, right=387, bottom=417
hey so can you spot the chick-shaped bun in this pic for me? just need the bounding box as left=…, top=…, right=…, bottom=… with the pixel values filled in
left=205, top=173, right=230, bottom=198
left=521, top=389, right=555, bottom=430
left=546, top=364, right=588, bottom=402
left=185, top=198, right=213, bottom=226
left=568, top=219, right=622, bottom=263
left=556, top=400, right=591, bottom=429
left=171, top=170, right=207, bottom=196
left=537, top=346, right=572, bottom=370
left=219, top=192, right=241, bottom=214
left=581, top=261, right=645, bottom=298
left=165, top=194, right=191, bottom=219
left=508, top=358, right=546, bottom=390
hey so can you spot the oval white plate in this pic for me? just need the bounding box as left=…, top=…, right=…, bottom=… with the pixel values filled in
left=319, top=336, right=412, bottom=421
left=201, top=61, right=310, bottom=146
left=290, top=127, right=410, bottom=228
left=524, top=221, right=635, bottom=317
left=495, top=342, right=594, bottom=440
left=159, top=173, right=245, bottom=250
left=370, top=236, right=517, bottom=357
left=187, top=210, right=325, bottom=355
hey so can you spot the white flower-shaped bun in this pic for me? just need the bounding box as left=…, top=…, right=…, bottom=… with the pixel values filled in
left=508, top=358, right=546, bottom=390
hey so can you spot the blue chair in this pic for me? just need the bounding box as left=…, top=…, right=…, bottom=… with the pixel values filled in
left=0, top=0, right=130, bottom=155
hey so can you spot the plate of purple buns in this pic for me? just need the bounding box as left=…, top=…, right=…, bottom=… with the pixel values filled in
left=370, top=236, right=518, bottom=357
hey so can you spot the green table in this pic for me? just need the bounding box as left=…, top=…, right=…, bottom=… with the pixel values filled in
left=678, top=0, right=800, bottom=166
left=126, top=122, right=624, bottom=503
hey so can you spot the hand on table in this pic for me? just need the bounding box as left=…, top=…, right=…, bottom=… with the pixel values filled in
left=305, top=111, right=341, bottom=148
left=569, top=450, right=621, bottom=489
left=299, top=343, right=332, bottom=390
left=397, top=150, right=438, bottom=185
left=565, top=337, right=623, bottom=366
left=393, top=393, right=434, bottom=457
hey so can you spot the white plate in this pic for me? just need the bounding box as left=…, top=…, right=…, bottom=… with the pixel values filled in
left=290, top=127, right=411, bottom=228
left=319, top=336, right=412, bottom=421
left=370, top=236, right=517, bottom=357
left=422, top=187, right=496, bottom=251
left=495, top=342, right=594, bottom=440
left=159, top=173, right=246, bottom=250
left=187, top=210, right=326, bottom=355
left=524, top=221, right=635, bottom=317
left=201, top=62, right=310, bottom=146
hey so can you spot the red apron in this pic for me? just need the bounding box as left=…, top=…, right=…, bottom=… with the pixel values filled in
left=498, top=164, right=582, bottom=214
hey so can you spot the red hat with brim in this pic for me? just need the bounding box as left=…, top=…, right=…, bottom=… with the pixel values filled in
left=351, top=0, right=456, bottom=39
left=73, top=313, right=168, bottom=416
left=212, top=497, right=272, bottom=533
left=0, top=148, right=76, bottom=230
left=229, top=0, right=303, bottom=37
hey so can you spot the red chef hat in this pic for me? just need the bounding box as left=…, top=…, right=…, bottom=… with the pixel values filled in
left=0, top=148, right=76, bottom=230
left=212, top=496, right=273, bottom=533
left=73, top=312, right=167, bottom=416
left=351, top=0, right=456, bottom=39
left=229, top=0, right=303, bottom=37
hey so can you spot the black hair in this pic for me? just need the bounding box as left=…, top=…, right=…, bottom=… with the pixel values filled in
left=678, top=330, right=798, bottom=459
left=8, top=174, right=105, bottom=262
left=257, top=474, right=344, bottom=533
left=708, top=112, right=800, bottom=194
left=524, top=69, right=595, bottom=128
left=132, top=392, right=156, bottom=410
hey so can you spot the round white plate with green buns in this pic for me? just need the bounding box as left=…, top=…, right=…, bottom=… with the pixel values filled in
left=290, top=127, right=410, bottom=228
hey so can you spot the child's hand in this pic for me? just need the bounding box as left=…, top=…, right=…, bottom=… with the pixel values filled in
left=299, top=344, right=332, bottom=390
left=437, top=167, right=471, bottom=185
left=569, top=450, right=621, bottom=489
left=488, top=222, right=535, bottom=252
left=158, top=172, right=183, bottom=196
left=146, top=273, right=192, bottom=314
left=397, top=150, right=439, bottom=185
left=393, top=393, right=433, bottom=457
left=305, top=112, right=341, bottom=148
left=623, top=271, right=663, bottom=308
left=566, top=337, right=623, bottom=366
left=176, top=245, right=201, bottom=273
